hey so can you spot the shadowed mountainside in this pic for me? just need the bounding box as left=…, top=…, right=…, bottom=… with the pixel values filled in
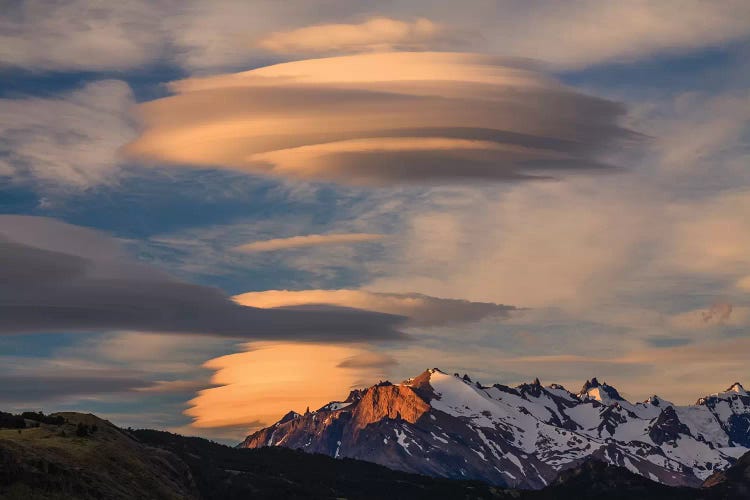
left=2, top=410, right=750, bottom=499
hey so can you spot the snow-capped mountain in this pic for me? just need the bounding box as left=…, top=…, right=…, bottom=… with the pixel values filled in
left=238, top=368, right=750, bottom=489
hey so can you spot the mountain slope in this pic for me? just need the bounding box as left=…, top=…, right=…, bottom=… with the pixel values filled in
left=525, top=459, right=694, bottom=500
left=3, top=409, right=750, bottom=499
left=240, top=368, right=750, bottom=489
left=702, top=445, right=750, bottom=498
left=134, top=428, right=508, bottom=499
left=138, top=429, right=750, bottom=500
left=0, top=412, right=507, bottom=500
left=0, top=412, right=196, bottom=499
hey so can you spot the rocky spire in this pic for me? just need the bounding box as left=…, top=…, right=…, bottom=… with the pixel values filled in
left=726, top=382, right=747, bottom=395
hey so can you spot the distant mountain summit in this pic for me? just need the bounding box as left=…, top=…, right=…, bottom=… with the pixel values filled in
left=578, top=377, right=625, bottom=404
left=239, top=368, right=750, bottom=489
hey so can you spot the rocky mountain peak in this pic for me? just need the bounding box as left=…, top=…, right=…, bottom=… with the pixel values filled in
left=643, top=394, right=671, bottom=407
left=349, top=382, right=430, bottom=433
left=578, top=377, right=623, bottom=403
left=345, top=389, right=364, bottom=402
left=278, top=410, right=300, bottom=424
left=240, top=368, right=750, bottom=490
left=696, top=381, right=750, bottom=405
left=648, top=405, right=691, bottom=445
left=727, top=382, right=747, bottom=395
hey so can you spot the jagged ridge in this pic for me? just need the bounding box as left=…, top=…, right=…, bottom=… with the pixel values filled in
left=240, top=368, right=750, bottom=490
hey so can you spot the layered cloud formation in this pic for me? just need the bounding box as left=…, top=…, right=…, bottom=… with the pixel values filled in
left=127, top=52, right=636, bottom=185
left=3, top=0, right=750, bottom=439
left=0, top=216, right=404, bottom=341
left=0, top=371, right=149, bottom=404
left=184, top=290, right=517, bottom=430
left=234, top=289, right=516, bottom=327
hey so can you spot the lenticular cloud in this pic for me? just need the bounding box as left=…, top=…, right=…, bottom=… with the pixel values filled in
left=127, top=52, right=637, bottom=185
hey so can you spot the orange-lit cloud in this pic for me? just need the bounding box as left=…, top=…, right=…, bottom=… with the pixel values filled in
left=233, top=289, right=516, bottom=327
left=186, top=341, right=391, bottom=429
left=186, top=334, right=750, bottom=435
left=258, top=17, right=445, bottom=55
left=127, top=51, right=634, bottom=185
left=232, top=233, right=384, bottom=253
left=737, top=276, right=750, bottom=291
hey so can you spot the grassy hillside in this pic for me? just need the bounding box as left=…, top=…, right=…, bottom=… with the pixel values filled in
left=0, top=412, right=196, bottom=499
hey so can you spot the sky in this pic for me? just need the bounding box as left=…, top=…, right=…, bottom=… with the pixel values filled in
left=1, top=0, right=750, bottom=443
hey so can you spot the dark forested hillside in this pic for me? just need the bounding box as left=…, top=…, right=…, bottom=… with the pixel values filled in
left=2, top=410, right=749, bottom=499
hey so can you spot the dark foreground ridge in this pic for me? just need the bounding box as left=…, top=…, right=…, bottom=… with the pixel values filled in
left=1, top=410, right=749, bottom=499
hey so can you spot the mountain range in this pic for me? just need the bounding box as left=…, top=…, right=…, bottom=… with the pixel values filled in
left=2, top=409, right=750, bottom=499
left=239, top=368, right=750, bottom=489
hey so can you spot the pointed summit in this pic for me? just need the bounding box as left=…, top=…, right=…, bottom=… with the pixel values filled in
left=579, top=377, right=601, bottom=394
left=240, top=367, right=750, bottom=489
left=579, top=378, right=623, bottom=403
left=698, top=382, right=749, bottom=404
left=726, top=382, right=746, bottom=395
left=279, top=410, right=301, bottom=424
left=645, top=395, right=662, bottom=406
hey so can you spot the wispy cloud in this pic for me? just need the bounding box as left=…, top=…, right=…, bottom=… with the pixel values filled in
left=0, top=372, right=149, bottom=405
left=0, top=0, right=165, bottom=71
left=232, top=233, right=384, bottom=253
left=4, top=2, right=750, bottom=72
left=0, top=80, right=136, bottom=188
left=258, top=17, right=450, bottom=55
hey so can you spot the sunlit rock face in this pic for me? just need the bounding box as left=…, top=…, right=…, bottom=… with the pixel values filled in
left=240, top=370, right=750, bottom=490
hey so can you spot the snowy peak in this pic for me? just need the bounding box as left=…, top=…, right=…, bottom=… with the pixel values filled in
left=241, top=368, right=750, bottom=490
left=644, top=395, right=662, bottom=406
left=578, top=377, right=624, bottom=404
left=726, top=382, right=747, bottom=395
left=697, top=382, right=750, bottom=405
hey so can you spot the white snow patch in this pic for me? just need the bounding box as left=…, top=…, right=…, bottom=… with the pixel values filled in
left=430, top=431, right=448, bottom=444
left=394, top=429, right=412, bottom=456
